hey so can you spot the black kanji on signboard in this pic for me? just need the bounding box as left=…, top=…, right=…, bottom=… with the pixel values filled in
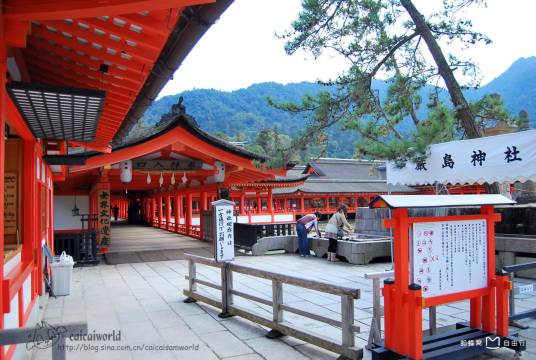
left=504, top=146, right=522, bottom=163
left=442, top=154, right=454, bottom=169
left=471, top=150, right=486, bottom=166
left=415, top=158, right=427, bottom=171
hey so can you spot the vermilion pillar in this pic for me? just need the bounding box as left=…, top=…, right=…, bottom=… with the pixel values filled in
left=0, top=38, right=6, bottom=335
left=200, top=191, right=208, bottom=240
left=239, top=193, right=245, bottom=215
left=151, top=197, right=156, bottom=225
left=300, top=196, right=305, bottom=214
left=186, top=193, right=193, bottom=236
left=166, top=194, right=171, bottom=230
left=175, top=193, right=181, bottom=232
left=268, top=189, right=273, bottom=213
left=22, top=141, right=38, bottom=298
left=158, top=196, right=163, bottom=228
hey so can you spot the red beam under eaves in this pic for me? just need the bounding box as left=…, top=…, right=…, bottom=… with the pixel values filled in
left=4, top=0, right=216, bottom=21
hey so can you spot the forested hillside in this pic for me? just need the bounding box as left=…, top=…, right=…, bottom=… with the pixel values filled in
left=139, top=57, right=536, bottom=159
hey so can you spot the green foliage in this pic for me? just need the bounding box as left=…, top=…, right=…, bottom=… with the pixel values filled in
left=272, top=0, right=497, bottom=167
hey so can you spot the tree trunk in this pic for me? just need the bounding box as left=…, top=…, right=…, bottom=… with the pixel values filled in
left=400, top=0, right=482, bottom=139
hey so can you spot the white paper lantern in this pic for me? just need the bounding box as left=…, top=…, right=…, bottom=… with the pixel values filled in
left=120, top=160, right=132, bottom=183
left=146, top=173, right=151, bottom=184
left=214, top=160, right=225, bottom=183
left=159, top=172, right=164, bottom=187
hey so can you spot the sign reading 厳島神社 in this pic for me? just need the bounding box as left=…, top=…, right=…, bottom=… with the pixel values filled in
left=387, top=129, right=536, bottom=186
left=412, top=219, right=488, bottom=298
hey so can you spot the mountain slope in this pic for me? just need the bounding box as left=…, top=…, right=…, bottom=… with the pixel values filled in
left=141, top=57, right=536, bottom=158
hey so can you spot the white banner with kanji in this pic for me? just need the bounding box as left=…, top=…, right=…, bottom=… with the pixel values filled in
left=386, top=129, right=536, bottom=185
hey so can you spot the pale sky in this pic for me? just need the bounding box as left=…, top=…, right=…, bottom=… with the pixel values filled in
left=159, top=0, right=536, bottom=97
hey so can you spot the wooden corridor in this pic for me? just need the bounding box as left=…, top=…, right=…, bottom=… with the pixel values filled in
left=104, top=222, right=212, bottom=265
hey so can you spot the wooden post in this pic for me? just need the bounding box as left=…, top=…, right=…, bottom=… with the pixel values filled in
left=219, top=263, right=234, bottom=318
left=407, top=284, right=423, bottom=359
left=341, top=294, right=355, bottom=348
left=382, top=279, right=394, bottom=349
left=481, top=205, right=497, bottom=333
left=300, top=196, right=305, bottom=215
left=370, top=277, right=381, bottom=345
left=52, top=336, right=66, bottom=360
left=272, top=280, right=283, bottom=323
left=496, top=272, right=510, bottom=336
left=429, top=306, right=437, bottom=335
left=184, top=258, right=197, bottom=303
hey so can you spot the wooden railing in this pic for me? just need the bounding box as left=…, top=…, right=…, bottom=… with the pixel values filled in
left=364, top=270, right=437, bottom=349
left=0, top=321, right=87, bottom=360
left=183, top=254, right=363, bottom=360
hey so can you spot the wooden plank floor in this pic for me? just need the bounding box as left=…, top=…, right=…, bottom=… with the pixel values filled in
left=104, top=223, right=212, bottom=265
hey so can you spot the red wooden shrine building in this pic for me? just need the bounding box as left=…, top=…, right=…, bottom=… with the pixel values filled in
left=0, top=1, right=251, bottom=359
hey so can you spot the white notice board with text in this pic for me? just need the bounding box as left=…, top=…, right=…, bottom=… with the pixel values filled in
left=412, top=219, right=488, bottom=298
left=213, top=200, right=235, bottom=262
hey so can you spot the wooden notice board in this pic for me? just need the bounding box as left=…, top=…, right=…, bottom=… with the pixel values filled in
left=4, top=172, right=17, bottom=235
left=4, top=138, right=22, bottom=245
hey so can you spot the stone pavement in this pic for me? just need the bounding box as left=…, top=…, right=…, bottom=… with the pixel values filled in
left=31, top=254, right=536, bottom=359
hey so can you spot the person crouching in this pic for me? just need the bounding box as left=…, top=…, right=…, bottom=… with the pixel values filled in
left=296, top=211, right=322, bottom=257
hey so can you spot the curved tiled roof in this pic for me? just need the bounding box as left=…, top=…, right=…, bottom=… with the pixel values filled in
left=112, top=112, right=269, bottom=162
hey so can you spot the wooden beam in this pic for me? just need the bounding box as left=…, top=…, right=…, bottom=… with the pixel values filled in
left=26, top=40, right=145, bottom=83
left=29, top=26, right=151, bottom=74
left=69, top=141, right=112, bottom=153
left=4, top=0, right=215, bottom=21
left=80, top=18, right=168, bottom=52
left=115, top=9, right=181, bottom=37
left=24, top=49, right=142, bottom=93
left=39, top=19, right=160, bottom=64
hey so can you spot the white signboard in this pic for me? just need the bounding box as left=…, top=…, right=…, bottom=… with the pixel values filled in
left=387, top=129, right=536, bottom=185
left=213, top=199, right=235, bottom=262
left=412, top=219, right=487, bottom=298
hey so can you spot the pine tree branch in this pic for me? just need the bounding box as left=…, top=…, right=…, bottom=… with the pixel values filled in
left=369, top=32, right=419, bottom=78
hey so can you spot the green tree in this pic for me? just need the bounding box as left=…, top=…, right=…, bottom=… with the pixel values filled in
left=274, top=0, right=499, bottom=166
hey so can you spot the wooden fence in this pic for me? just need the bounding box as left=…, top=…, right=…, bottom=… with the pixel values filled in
left=0, top=321, right=87, bottom=360
left=183, top=254, right=363, bottom=360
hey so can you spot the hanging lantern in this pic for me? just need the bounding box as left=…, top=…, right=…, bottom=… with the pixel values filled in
left=159, top=172, right=164, bottom=187
left=120, top=160, right=132, bottom=183
left=125, top=188, right=128, bottom=195
left=147, top=173, right=151, bottom=184
left=182, top=172, right=188, bottom=184
left=214, top=160, right=225, bottom=183
left=71, top=195, right=80, bottom=216
left=171, top=172, right=176, bottom=185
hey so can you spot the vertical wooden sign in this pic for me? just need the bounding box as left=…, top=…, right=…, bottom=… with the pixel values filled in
left=97, top=189, right=111, bottom=245
left=212, top=199, right=235, bottom=262
left=4, top=172, right=17, bottom=235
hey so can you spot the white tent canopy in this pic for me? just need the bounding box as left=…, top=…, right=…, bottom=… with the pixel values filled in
left=386, top=129, right=536, bottom=186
